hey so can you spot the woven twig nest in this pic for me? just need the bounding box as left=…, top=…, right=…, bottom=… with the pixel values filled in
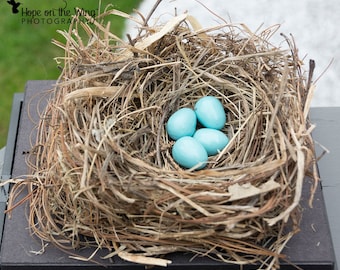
left=9, top=5, right=318, bottom=269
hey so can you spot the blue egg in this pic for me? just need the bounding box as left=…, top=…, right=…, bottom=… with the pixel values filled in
left=166, top=108, right=197, bottom=140
left=194, top=96, right=226, bottom=130
left=172, top=136, right=208, bottom=170
left=193, top=128, right=229, bottom=156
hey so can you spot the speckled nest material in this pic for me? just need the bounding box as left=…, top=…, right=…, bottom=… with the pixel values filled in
left=9, top=6, right=318, bottom=269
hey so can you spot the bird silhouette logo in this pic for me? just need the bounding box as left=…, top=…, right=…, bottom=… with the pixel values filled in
left=7, top=0, right=21, bottom=14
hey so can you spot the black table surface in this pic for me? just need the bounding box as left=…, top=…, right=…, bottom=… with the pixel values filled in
left=0, top=81, right=337, bottom=269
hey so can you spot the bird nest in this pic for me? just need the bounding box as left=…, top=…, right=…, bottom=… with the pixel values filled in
left=8, top=5, right=318, bottom=270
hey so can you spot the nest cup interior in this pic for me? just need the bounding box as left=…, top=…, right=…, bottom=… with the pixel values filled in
left=8, top=7, right=317, bottom=268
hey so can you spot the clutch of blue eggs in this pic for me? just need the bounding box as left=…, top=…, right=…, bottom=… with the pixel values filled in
left=166, top=96, right=229, bottom=170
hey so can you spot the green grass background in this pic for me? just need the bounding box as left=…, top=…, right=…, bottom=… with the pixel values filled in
left=0, top=0, right=142, bottom=147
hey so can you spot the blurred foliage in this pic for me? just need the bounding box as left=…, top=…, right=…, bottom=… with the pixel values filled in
left=0, top=0, right=142, bottom=147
